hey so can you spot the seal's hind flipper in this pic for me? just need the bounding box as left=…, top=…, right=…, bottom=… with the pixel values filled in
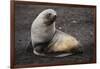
left=71, top=44, right=83, bottom=54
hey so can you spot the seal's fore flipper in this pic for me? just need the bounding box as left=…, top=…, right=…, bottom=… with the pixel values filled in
left=26, top=41, right=33, bottom=53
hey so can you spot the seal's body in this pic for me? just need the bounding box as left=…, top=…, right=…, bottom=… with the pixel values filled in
left=27, top=9, right=82, bottom=57
left=47, top=30, right=79, bottom=53
left=31, top=9, right=56, bottom=48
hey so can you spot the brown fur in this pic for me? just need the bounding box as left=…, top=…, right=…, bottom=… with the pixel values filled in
left=47, top=30, right=80, bottom=53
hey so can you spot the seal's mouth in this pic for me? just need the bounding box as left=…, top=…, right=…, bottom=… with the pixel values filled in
left=50, top=15, right=56, bottom=22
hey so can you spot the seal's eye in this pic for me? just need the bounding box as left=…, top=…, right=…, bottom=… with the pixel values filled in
left=46, top=13, right=51, bottom=17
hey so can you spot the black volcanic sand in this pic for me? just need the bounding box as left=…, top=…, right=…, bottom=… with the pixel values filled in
left=15, top=3, right=95, bottom=66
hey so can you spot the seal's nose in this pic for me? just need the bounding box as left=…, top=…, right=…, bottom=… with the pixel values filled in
left=54, top=15, right=56, bottom=18
left=53, top=15, right=56, bottom=20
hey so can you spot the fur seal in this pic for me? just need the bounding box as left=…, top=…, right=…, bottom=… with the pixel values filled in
left=27, top=9, right=82, bottom=57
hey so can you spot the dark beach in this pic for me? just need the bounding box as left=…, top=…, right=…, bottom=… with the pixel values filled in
left=14, top=2, right=96, bottom=67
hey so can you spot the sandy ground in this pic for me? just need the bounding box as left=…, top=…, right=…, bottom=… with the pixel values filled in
left=15, top=3, right=95, bottom=66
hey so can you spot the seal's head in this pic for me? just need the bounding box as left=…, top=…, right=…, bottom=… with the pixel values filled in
left=37, top=9, right=57, bottom=25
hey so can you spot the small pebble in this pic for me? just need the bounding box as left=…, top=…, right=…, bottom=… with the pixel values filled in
left=58, top=27, right=62, bottom=29
left=19, top=40, right=22, bottom=41
left=72, top=20, right=77, bottom=23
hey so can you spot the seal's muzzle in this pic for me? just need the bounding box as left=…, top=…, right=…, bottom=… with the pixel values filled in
left=46, top=15, right=57, bottom=25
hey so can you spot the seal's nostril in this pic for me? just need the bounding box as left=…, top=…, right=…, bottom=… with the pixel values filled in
left=53, top=15, right=57, bottom=20
left=54, top=15, right=56, bottom=18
